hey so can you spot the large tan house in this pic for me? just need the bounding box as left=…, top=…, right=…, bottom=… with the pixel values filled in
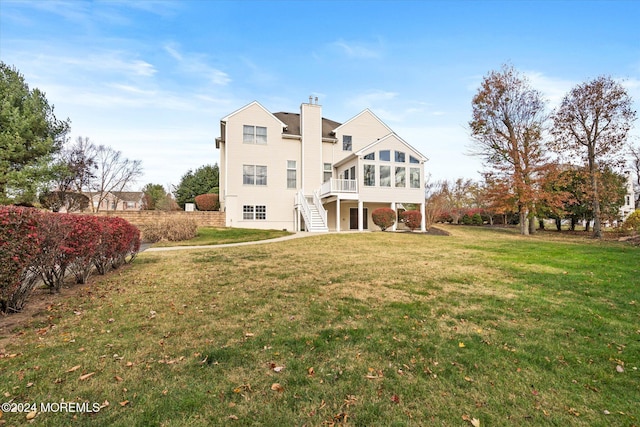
left=215, top=98, right=428, bottom=232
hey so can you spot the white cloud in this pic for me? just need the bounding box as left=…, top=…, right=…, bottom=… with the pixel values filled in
left=332, top=39, right=383, bottom=59
left=163, top=43, right=230, bottom=86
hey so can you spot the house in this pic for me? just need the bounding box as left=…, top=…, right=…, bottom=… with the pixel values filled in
left=84, top=191, right=144, bottom=212
left=620, top=170, right=636, bottom=220
left=215, top=98, right=428, bottom=232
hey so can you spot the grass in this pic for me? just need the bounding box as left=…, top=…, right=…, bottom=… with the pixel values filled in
left=150, top=227, right=292, bottom=247
left=0, top=226, right=638, bottom=426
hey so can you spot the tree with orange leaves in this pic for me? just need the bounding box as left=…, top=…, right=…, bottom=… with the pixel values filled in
left=469, top=65, right=550, bottom=235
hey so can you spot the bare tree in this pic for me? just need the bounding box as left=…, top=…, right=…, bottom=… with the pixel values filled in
left=89, top=145, right=143, bottom=212
left=469, top=65, right=549, bottom=235
left=551, top=76, right=637, bottom=238
left=424, top=176, right=448, bottom=230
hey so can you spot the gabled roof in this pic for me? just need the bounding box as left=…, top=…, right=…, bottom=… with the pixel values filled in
left=355, top=133, right=429, bottom=162
left=221, top=101, right=287, bottom=128
left=273, top=112, right=341, bottom=139
left=332, top=108, right=393, bottom=134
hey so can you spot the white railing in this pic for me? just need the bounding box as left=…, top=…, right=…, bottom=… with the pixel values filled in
left=320, top=179, right=357, bottom=196
left=313, top=190, right=327, bottom=227
left=296, top=190, right=312, bottom=231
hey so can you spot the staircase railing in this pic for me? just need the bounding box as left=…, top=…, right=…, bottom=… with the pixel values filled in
left=296, top=190, right=312, bottom=231
left=313, top=190, right=327, bottom=228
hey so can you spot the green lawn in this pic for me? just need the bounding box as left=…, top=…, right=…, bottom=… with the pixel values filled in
left=0, top=226, right=638, bottom=426
left=150, top=227, right=292, bottom=247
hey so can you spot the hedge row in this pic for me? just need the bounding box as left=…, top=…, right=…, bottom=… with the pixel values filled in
left=0, top=206, right=140, bottom=314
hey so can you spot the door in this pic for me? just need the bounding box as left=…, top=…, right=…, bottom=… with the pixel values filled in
left=349, top=207, right=368, bottom=230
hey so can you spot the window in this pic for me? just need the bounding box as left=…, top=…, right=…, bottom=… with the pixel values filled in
left=243, top=205, right=254, bottom=220
left=380, top=166, right=391, bottom=187
left=323, top=163, right=332, bottom=183
left=243, top=125, right=267, bottom=144
left=410, top=167, right=421, bottom=188
left=364, top=164, right=375, bottom=186
left=126, top=201, right=136, bottom=209
left=410, top=155, right=420, bottom=164
left=627, top=195, right=631, bottom=205
left=395, top=167, right=406, bottom=187
left=243, top=165, right=267, bottom=186
left=243, top=205, right=266, bottom=220
left=343, top=135, right=352, bottom=151
left=287, top=160, right=297, bottom=189
left=363, top=152, right=375, bottom=160
left=395, top=151, right=405, bottom=163
left=379, top=150, right=390, bottom=161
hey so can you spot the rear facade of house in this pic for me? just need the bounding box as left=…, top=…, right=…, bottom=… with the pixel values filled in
left=216, top=98, right=428, bottom=232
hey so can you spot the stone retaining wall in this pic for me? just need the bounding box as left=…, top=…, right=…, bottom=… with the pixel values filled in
left=89, top=211, right=225, bottom=228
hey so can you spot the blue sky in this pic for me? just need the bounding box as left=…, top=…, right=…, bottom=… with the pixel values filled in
left=1, top=0, right=639, bottom=190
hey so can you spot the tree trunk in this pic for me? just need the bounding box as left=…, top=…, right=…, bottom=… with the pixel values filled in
left=529, top=216, right=536, bottom=234
left=539, top=218, right=545, bottom=230
left=555, top=218, right=562, bottom=231
left=519, top=210, right=529, bottom=235
left=588, top=148, right=602, bottom=239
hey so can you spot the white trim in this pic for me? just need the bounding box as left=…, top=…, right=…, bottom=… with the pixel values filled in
left=355, top=133, right=429, bottom=162
left=332, top=109, right=393, bottom=134
left=221, top=101, right=287, bottom=129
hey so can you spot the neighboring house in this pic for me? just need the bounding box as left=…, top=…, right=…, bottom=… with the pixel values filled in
left=620, top=170, right=636, bottom=220
left=215, top=98, right=428, bottom=232
left=84, top=191, right=144, bottom=212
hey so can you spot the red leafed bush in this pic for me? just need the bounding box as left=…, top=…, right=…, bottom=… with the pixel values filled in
left=0, top=207, right=141, bottom=313
left=0, top=207, right=44, bottom=313
left=372, top=207, right=397, bottom=231
left=400, top=210, right=422, bottom=231
left=194, top=193, right=219, bottom=211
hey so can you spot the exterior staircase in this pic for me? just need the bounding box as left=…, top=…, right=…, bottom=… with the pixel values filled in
left=296, top=191, right=328, bottom=232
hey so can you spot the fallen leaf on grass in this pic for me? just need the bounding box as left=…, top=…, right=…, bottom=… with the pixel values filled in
left=391, top=394, right=400, bottom=404
left=308, top=367, right=315, bottom=376
left=114, top=375, right=123, bottom=382
left=26, top=411, right=37, bottom=420
left=119, top=400, right=129, bottom=407
left=273, top=366, right=285, bottom=373
left=462, top=414, right=480, bottom=426
left=66, top=365, right=81, bottom=373
left=228, top=415, right=238, bottom=420
left=270, top=383, right=284, bottom=392
left=459, top=342, right=466, bottom=348
left=616, top=365, right=624, bottom=373
left=79, top=372, right=95, bottom=381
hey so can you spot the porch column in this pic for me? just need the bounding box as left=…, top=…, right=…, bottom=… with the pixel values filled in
left=336, top=197, right=341, bottom=232
left=420, top=201, right=426, bottom=232
left=391, top=202, right=397, bottom=231
left=358, top=200, right=364, bottom=231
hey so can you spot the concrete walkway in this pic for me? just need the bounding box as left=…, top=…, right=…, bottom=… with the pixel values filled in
left=145, top=232, right=318, bottom=252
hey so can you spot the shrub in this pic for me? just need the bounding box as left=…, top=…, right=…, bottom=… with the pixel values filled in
left=0, top=208, right=140, bottom=313
left=371, top=207, right=396, bottom=231
left=472, top=213, right=483, bottom=225
left=194, top=194, right=219, bottom=211
left=461, top=214, right=472, bottom=225
left=622, top=210, right=640, bottom=233
left=0, top=207, right=44, bottom=313
left=140, top=218, right=198, bottom=242
left=400, top=210, right=422, bottom=231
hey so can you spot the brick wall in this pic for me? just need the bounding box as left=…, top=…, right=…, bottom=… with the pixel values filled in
left=89, top=211, right=225, bottom=228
